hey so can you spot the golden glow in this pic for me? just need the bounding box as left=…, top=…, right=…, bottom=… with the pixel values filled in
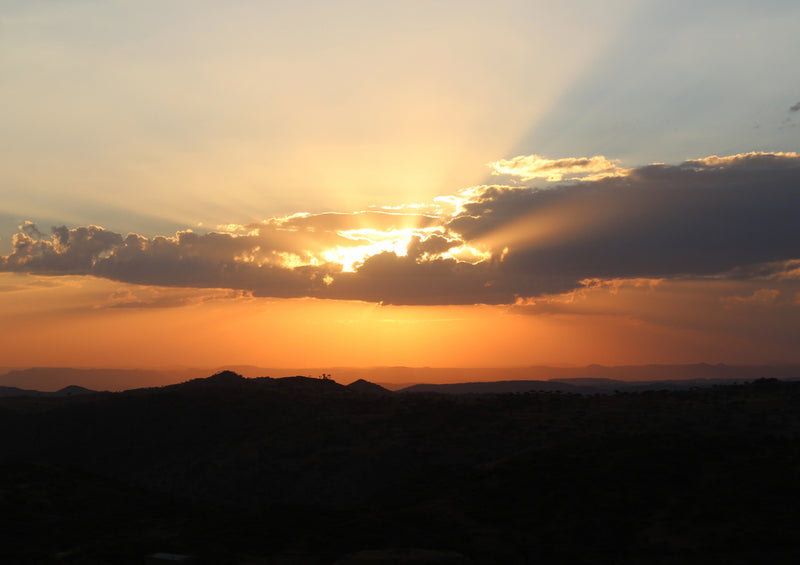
left=685, top=151, right=800, bottom=170
left=440, top=244, right=492, bottom=263
left=323, top=243, right=402, bottom=272
left=274, top=251, right=318, bottom=269
left=488, top=154, right=629, bottom=182
left=320, top=227, right=441, bottom=272
left=186, top=212, right=492, bottom=274
left=1, top=272, right=799, bottom=374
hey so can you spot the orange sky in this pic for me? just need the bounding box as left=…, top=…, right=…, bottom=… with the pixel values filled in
left=2, top=270, right=798, bottom=370
left=2, top=3, right=800, bottom=374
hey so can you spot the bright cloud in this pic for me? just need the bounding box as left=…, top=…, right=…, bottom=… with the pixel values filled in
left=487, top=154, right=629, bottom=182
left=681, top=151, right=800, bottom=171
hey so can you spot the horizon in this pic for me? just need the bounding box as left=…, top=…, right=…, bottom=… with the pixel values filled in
left=4, top=361, right=800, bottom=393
left=2, top=2, right=800, bottom=375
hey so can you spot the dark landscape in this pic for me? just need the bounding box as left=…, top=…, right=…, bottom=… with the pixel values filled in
left=3, top=370, right=800, bottom=564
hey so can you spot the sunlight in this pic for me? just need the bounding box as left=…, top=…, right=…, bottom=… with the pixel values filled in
left=440, top=244, right=492, bottom=264
left=323, top=242, right=405, bottom=272
left=322, top=227, right=440, bottom=272
left=322, top=228, right=418, bottom=273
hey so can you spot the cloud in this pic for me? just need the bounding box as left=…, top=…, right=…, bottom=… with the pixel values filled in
left=678, top=151, right=800, bottom=171
left=100, top=287, right=252, bottom=309
left=721, top=288, right=780, bottom=307
left=2, top=225, right=123, bottom=275
left=790, top=101, right=800, bottom=112
left=20, top=221, right=43, bottom=239
left=508, top=275, right=800, bottom=353
left=487, top=154, right=629, bottom=182
left=324, top=250, right=509, bottom=305
left=450, top=151, right=800, bottom=289
left=273, top=210, right=440, bottom=233
left=2, top=152, right=800, bottom=305
left=718, top=258, right=800, bottom=281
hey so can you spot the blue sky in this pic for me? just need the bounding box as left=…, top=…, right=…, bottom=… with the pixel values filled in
left=511, top=1, right=800, bottom=169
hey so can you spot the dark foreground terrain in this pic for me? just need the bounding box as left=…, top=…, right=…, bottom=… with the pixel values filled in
left=2, top=372, right=800, bottom=564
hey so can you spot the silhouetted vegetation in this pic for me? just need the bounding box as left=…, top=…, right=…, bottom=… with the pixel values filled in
left=2, top=373, right=800, bottom=563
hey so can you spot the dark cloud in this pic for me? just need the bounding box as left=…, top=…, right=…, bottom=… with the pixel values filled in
left=406, top=233, right=461, bottom=259
left=720, top=259, right=800, bottom=281
left=2, top=225, right=123, bottom=275
left=324, top=250, right=510, bottom=305
left=790, top=101, right=800, bottom=112
left=91, top=231, right=339, bottom=297
left=2, top=152, right=800, bottom=305
left=450, top=152, right=800, bottom=285
left=20, top=221, right=43, bottom=239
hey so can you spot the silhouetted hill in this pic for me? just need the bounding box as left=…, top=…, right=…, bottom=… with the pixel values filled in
left=164, top=371, right=349, bottom=395
left=0, top=385, right=39, bottom=398
left=0, top=366, right=208, bottom=392
left=165, top=369, right=249, bottom=390
left=398, top=376, right=777, bottom=394
left=399, top=379, right=584, bottom=394
left=54, top=385, right=98, bottom=396
left=346, top=379, right=392, bottom=395
left=3, top=374, right=800, bottom=563
left=0, top=384, right=98, bottom=398
left=269, top=375, right=347, bottom=394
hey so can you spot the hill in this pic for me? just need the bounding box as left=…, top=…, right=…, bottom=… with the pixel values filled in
left=399, top=379, right=586, bottom=394
left=397, top=376, right=776, bottom=394
left=0, top=367, right=208, bottom=392
left=345, top=378, right=392, bottom=395
left=0, top=384, right=97, bottom=398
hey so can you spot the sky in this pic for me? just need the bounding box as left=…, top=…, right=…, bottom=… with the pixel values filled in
left=1, top=0, right=799, bottom=371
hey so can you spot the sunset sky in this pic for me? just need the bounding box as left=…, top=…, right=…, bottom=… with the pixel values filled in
left=2, top=0, right=800, bottom=371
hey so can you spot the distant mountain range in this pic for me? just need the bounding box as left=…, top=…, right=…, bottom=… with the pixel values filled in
left=0, top=367, right=206, bottom=392
left=0, top=384, right=97, bottom=398
left=1, top=363, right=799, bottom=397
left=396, top=375, right=800, bottom=395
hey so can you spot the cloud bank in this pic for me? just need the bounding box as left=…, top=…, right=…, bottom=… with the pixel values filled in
left=3, top=152, right=800, bottom=305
